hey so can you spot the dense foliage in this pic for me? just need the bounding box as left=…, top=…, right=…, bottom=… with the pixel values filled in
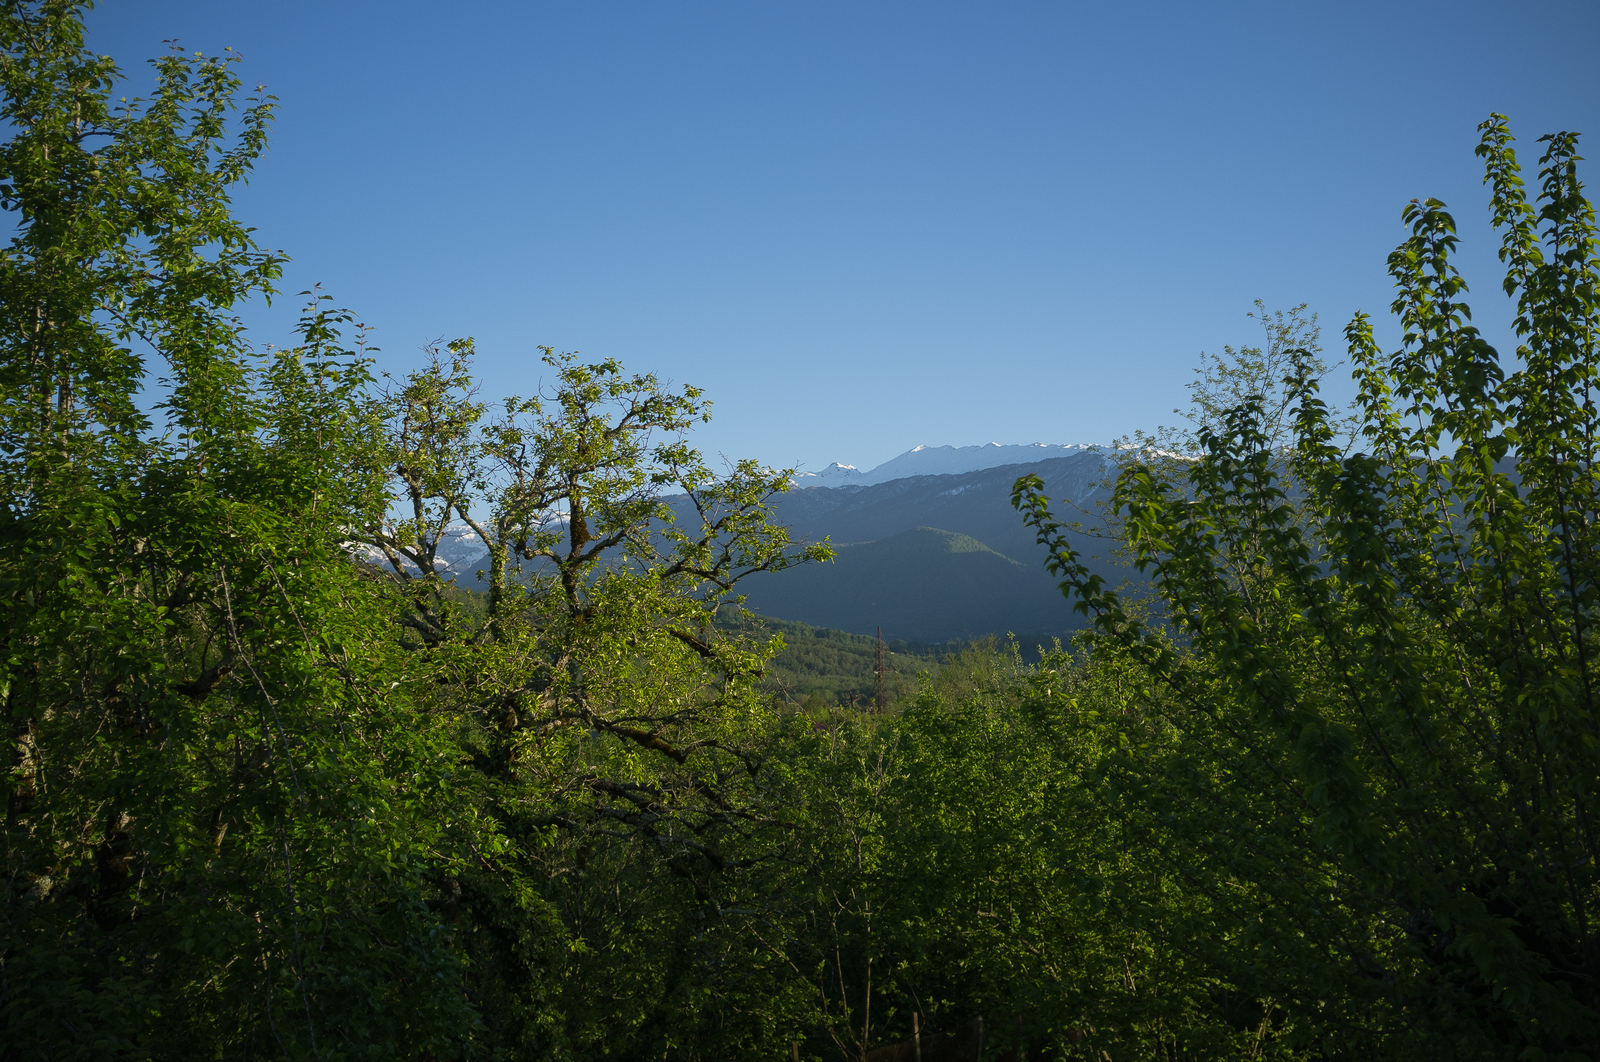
left=0, top=4, right=481, bottom=1053
left=4, top=3, right=1598, bottom=1060
left=731, top=614, right=939, bottom=709
left=1015, top=116, right=1600, bottom=1058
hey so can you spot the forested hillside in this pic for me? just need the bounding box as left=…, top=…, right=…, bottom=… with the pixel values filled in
left=721, top=613, right=942, bottom=708
left=4, top=5, right=1599, bottom=1061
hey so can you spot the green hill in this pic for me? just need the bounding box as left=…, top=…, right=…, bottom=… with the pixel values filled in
left=737, top=526, right=1077, bottom=643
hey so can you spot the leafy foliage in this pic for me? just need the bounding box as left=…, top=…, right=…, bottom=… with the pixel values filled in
left=353, top=338, right=837, bottom=1057
left=783, top=640, right=1305, bottom=1061
left=725, top=613, right=940, bottom=709
left=1015, top=114, right=1600, bottom=1058
left=7, top=5, right=1596, bottom=1060
left=0, top=5, right=475, bottom=1055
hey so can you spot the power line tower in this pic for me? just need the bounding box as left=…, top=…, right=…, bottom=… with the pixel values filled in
left=874, top=626, right=888, bottom=712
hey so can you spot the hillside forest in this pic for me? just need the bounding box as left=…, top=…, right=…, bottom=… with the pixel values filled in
left=5, top=5, right=1600, bottom=1060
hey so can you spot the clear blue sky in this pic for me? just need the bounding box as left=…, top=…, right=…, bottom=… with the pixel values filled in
left=86, top=1, right=1600, bottom=474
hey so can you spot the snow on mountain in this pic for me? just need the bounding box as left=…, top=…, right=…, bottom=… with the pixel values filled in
left=791, top=462, right=864, bottom=486
left=800, top=443, right=1101, bottom=488
left=432, top=523, right=488, bottom=572
left=353, top=522, right=491, bottom=577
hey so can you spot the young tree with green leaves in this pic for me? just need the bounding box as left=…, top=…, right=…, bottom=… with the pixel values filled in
left=768, top=638, right=1312, bottom=1062
left=1015, top=115, right=1600, bottom=1058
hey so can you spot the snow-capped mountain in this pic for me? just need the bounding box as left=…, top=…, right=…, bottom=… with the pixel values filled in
left=797, top=443, right=1099, bottom=489
left=431, top=523, right=490, bottom=573
left=791, top=462, right=864, bottom=486
left=354, top=522, right=491, bottom=578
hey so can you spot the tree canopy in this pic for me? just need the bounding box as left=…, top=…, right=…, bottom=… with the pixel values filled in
left=1015, top=113, right=1600, bottom=1058
left=4, top=3, right=1598, bottom=1060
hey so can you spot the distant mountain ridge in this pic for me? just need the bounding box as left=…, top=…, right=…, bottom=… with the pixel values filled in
left=765, top=452, right=1111, bottom=569
left=355, top=523, right=489, bottom=580
left=718, top=451, right=1134, bottom=643
left=793, top=442, right=1098, bottom=487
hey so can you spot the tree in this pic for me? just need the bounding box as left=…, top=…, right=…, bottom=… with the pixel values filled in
left=1165, top=301, right=1355, bottom=456
left=1015, top=115, right=1600, bottom=1057
left=356, top=339, right=834, bottom=1055
left=0, top=4, right=477, bottom=1056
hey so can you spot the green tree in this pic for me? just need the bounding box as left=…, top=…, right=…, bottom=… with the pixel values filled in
left=1015, top=115, right=1600, bottom=1058
left=0, top=4, right=477, bottom=1056
left=1147, top=301, right=1343, bottom=456
left=357, top=340, right=834, bottom=1058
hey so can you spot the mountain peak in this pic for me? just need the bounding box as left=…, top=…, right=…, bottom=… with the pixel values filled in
left=792, top=461, right=864, bottom=485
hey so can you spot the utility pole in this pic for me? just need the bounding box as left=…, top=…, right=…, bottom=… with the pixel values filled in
left=874, top=626, right=888, bottom=712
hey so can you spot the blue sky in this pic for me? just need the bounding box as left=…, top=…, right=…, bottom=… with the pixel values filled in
left=86, top=1, right=1600, bottom=474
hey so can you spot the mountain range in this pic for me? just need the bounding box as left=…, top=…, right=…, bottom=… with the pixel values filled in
left=397, top=444, right=1133, bottom=645
left=728, top=450, right=1127, bottom=643
left=792, top=442, right=1097, bottom=487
